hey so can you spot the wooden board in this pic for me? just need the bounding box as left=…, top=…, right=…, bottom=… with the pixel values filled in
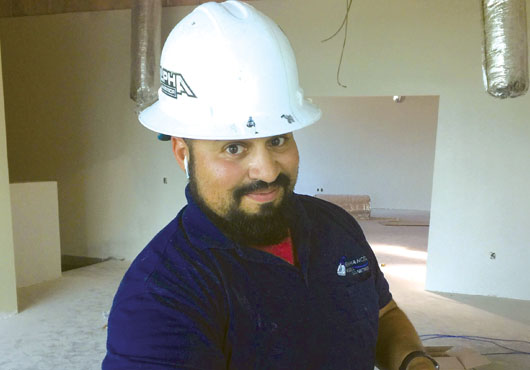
left=1, top=0, right=252, bottom=17
left=379, top=220, right=430, bottom=227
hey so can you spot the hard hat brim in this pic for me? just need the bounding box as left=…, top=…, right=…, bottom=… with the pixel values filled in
left=139, top=99, right=322, bottom=140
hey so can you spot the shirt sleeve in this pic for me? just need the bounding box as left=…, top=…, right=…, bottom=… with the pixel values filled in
left=303, top=195, right=394, bottom=310
left=323, top=197, right=393, bottom=310
left=102, top=249, right=228, bottom=369
left=365, top=243, right=393, bottom=309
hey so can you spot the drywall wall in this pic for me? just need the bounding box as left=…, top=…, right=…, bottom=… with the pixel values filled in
left=0, top=41, right=17, bottom=314
left=255, top=0, right=530, bottom=300
left=294, top=96, right=438, bottom=210
left=425, top=92, right=530, bottom=300
left=1, top=10, right=189, bottom=260
left=10, top=182, right=62, bottom=287
left=1, top=0, right=529, bottom=299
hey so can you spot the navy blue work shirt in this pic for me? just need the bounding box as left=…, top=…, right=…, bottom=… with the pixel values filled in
left=103, top=186, right=392, bottom=369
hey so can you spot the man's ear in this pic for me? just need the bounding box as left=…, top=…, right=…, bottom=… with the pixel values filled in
left=171, top=137, right=189, bottom=173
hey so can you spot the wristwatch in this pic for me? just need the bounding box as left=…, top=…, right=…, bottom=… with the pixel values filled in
left=399, top=351, right=440, bottom=370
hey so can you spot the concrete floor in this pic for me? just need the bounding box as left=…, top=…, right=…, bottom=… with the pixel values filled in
left=365, top=210, right=530, bottom=370
left=0, top=211, right=529, bottom=370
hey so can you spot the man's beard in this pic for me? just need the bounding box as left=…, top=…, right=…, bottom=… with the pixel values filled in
left=188, top=165, right=294, bottom=247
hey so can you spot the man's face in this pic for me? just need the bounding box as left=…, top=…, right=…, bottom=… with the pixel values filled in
left=184, top=133, right=300, bottom=246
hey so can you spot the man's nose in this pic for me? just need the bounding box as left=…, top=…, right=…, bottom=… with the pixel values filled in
left=248, top=148, right=280, bottom=184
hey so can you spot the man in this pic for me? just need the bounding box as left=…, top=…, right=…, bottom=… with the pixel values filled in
left=103, top=1, right=438, bottom=369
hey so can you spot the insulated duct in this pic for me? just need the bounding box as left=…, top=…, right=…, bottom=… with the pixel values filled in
left=482, top=0, right=529, bottom=98
left=130, top=0, right=162, bottom=112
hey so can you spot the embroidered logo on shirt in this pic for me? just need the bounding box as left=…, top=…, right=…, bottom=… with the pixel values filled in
left=337, top=255, right=369, bottom=277
left=337, top=256, right=347, bottom=276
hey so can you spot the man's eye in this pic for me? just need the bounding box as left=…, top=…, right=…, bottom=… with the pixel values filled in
left=270, top=136, right=286, bottom=147
left=226, top=144, right=245, bottom=155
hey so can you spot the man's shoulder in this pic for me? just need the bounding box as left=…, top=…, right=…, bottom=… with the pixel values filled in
left=112, top=206, right=223, bottom=306
left=294, top=193, right=358, bottom=222
left=133, top=205, right=215, bottom=269
left=295, top=193, right=346, bottom=209
left=133, top=210, right=186, bottom=266
left=294, top=193, right=366, bottom=239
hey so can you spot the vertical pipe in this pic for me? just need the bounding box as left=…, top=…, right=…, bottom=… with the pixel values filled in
left=131, top=0, right=162, bottom=112
left=482, top=0, right=529, bottom=98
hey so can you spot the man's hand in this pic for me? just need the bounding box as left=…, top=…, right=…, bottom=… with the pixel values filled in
left=376, top=299, right=431, bottom=370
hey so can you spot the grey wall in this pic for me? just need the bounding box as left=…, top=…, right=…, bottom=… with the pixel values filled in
left=0, top=41, right=18, bottom=314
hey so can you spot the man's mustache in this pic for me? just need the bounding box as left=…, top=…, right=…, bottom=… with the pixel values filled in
left=233, top=173, right=291, bottom=202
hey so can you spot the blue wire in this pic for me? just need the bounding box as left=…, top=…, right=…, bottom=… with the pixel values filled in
left=421, top=334, right=530, bottom=345
left=421, top=334, right=528, bottom=354
left=419, top=334, right=530, bottom=356
left=483, top=352, right=527, bottom=356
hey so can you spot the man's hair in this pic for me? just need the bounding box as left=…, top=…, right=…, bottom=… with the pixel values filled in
left=183, top=138, right=193, bottom=148
left=183, top=138, right=194, bottom=159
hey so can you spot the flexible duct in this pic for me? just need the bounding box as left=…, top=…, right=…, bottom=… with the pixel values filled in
left=482, top=0, right=528, bottom=98
left=131, top=0, right=162, bottom=112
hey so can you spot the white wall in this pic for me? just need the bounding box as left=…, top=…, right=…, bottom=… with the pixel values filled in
left=258, top=0, right=530, bottom=300
left=0, top=40, right=17, bottom=314
left=295, top=96, right=438, bottom=210
left=1, top=1, right=529, bottom=299
left=10, top=182, right=62, bottom=287
left=425, top=93, right=530, bottom=300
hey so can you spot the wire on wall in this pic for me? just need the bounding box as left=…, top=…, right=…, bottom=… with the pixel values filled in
left=321, top=0, right=354, bottom=88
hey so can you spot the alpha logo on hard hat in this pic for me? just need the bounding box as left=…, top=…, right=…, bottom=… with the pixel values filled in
left=160, top=68, right=197, bottom=99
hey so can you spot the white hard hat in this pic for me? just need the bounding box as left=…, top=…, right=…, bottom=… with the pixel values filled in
left=138, top=0, right=321, bottom=140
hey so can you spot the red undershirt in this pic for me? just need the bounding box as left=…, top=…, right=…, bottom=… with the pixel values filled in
left=260, top=235, right=295, bottom=265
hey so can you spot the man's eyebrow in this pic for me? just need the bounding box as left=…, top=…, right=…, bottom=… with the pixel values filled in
left=212, top=140, right=251, bottom=150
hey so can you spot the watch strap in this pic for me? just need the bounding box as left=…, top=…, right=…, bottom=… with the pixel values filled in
left=399, top=350, right=440, bottom=370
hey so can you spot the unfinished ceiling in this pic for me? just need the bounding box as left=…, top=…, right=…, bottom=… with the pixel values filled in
left=0, top=0, right=230, bottom=17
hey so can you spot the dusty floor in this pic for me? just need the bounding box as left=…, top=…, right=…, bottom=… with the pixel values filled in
left=365, top=210, right=530, bottom=370
left=1, top=211, right=529, bottom=370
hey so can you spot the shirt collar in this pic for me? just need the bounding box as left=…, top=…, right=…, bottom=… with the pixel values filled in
left=181, top=185, right=235, bottom=251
